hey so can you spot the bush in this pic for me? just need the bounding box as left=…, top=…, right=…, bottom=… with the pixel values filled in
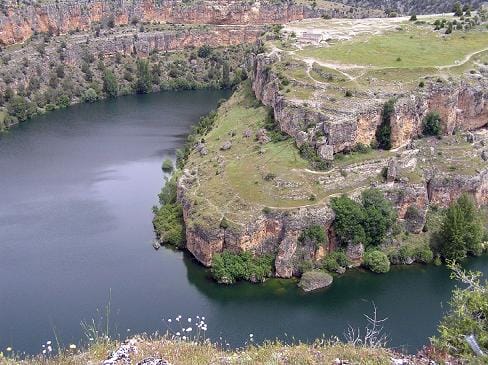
left=152, top=203, right=185, bottom=247
left=211, top=251, right=274, bottom=284
left=197, top=45, right=212, bottom=58
left=363, top=250, right=390, bottom=273
left=82, top=88, right=98, bottom=103
left=7, top=96, right=36, bottom=122
left=432, top=262, right=488, bottom=359
left=322, top=251, right=350, bottom=272
left=299, top=225, right=327, bottom=247
left=415, top=244, right=434, bottom=264
left=162, top=159, right=174, bottom=172
left=422, top=111, right=442, bottom=136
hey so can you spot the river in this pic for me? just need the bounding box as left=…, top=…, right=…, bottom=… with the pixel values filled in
left=0, top=90, right=487, bottom=356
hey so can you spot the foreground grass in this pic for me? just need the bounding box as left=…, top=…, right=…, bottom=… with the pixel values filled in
left=0, top=337, right=397, bottom=365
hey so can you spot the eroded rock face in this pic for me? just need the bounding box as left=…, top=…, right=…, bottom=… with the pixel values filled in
left=428, top=169, right=488, bottom=208
left=251, top=53, right=488, bottom=156
left=0, top=0, right=344, bottom=46
left=178, top=169, right=335, bottom=277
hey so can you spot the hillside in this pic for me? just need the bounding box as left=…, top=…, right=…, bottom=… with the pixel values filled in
left=160, top=13, right=488, bottom=283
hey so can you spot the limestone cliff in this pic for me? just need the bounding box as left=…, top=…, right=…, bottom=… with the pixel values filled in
left=251, top=53, right=488, bottom=155
left=0, top=0, right=376, bottom=46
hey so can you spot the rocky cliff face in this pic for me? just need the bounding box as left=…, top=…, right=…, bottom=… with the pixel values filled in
left=252, top=53, right=488, bottom=155
left=0, top=0, right=368, bottom=46
left=178, top=169, right=335, bottom=277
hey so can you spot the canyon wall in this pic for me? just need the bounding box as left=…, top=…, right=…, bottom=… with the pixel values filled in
left=0, top=0, right=373, bottom=46
left=177, top=169, right=335, bottom=278
left=252, top=53, right=488, bottom=155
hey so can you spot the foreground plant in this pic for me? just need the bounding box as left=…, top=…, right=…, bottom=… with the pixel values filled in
left=432, top=261, right=488, bottom=360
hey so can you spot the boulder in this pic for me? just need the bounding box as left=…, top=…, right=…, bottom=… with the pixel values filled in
left=296, top=131, right=308, bottom=147
left=386, top=159, right=398, bottom=183
left=318, top=144, right=334, bottom=161
left=220, top=141, right=232, bottom=150
left=298, top=271, right=333, bottom=292
left=256, top=128, right=271, bottom=144
left=195, top=142, right=208, bottom=156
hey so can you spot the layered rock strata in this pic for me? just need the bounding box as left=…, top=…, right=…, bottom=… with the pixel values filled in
left=0, top=0, right=377, bottom=46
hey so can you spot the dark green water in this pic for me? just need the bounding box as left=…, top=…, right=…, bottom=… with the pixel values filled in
left=0, top=90, right=486, bottom=356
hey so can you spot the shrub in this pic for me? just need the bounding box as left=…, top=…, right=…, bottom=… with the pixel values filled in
left=322, top=251, right=350, bottom=272
left=162, top=159, right=174, bottom=172
left=82, top=88, right=98, bottom=103
left=299, top=225, right=327, bottom=248
left=432, top=262, right=488, bottom=358
left=415, top=244, right=434, bottom=264
left=363, top=250, right=390, bottom=273
left=152, top=203, right=185, bottom=247
left=211, top=251, right=274, bottom=284
left=220, top=217, right=229, bottom=229
left=7, top=96, right=36, bottom=122
left=409, top=14, right=417, bottom=21
left=197, top=45, right=212, bottom=58
left=422, top=112, right=442, bottom=136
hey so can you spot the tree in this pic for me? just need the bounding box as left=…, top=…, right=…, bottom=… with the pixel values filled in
left=453, top=1, right=463, bottom=16
left=7, top=96, right=36, bottom=122
left=102, top=69, right=118, bottom=98
left=331, top=189, right=396, bottom=247
left=330, top=195, right=367, bottom=245
left=376, top=99, right=395, bottom=150
left=439, top=194, right=484, bottom=260
left=221, top=61, right=230, bottom=88
left=422, top=111, right=442, bottom=136
left=361, top=189, right=396, bottom=246
left=135, top=59, right=151, bottom=94
left=197, top=45, right=212, bottom=58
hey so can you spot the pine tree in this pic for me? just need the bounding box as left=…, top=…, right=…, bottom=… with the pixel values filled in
left=135, top=59, right=152, bottom=94
left=440, top=203, right=467, bottom=260
left=102, top=69, right=118, bottom=98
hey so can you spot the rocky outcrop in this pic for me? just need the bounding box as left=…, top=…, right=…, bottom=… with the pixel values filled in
left=177, top=169, right=335, bottom=276
left=298, top=270, right=333, bottom=292
left=428, top=169, right=488, bottom=208
left=251, top=53, right=488, bottom=155
left=0, top=0, right=369, bottom=46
